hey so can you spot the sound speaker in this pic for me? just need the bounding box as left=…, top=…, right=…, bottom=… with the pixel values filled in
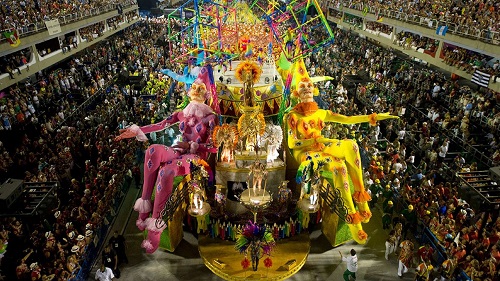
left=0, top=179, right=24, bottom=210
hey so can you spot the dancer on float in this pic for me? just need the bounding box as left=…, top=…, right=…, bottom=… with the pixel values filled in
left=285, top=62, right=397, bottom=244
left=115, top=76, right=217, bottom=253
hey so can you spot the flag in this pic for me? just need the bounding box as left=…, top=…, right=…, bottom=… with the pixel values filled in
left=3, top=29, right=21, bottom=47
left=436, top=25, right=448, bottom=36
left=471, top=70, right=491, bottom=88
left=362, top=6, right=369, bottom=17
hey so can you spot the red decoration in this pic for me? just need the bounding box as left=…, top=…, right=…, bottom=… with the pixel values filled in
left=241, top=257, right=250, bottom=269
left=264, top=257, right=273, bottom=268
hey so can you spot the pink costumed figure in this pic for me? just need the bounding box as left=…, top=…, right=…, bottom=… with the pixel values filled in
left=115, top=78, right=217, bottom=253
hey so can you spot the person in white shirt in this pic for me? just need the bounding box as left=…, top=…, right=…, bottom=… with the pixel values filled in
left=392, top=159, right=403, bottom=174
left=432, top=83, right=441, bottom=98
left=438, top=140, right=449, bottom=159
left=431, top=111, right=440, bottom=123
left=95, top=263, right=114, bottom=281
left=340, top=249, right=358, bottom=281
left=397, top=128, right=406, bottom=141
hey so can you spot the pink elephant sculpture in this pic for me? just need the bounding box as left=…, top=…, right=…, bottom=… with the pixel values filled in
left=115, top=78, right=217, bottom=253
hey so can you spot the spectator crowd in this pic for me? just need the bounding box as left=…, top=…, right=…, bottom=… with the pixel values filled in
left=0, top=0, right=137, bottom=33
left=0, top=1, right=499, bottom=281
left=307, top=25, right=500, bottom=280
left=330, top=0, right=500, bottom=39
left=0, top=18, right=180, bottom=281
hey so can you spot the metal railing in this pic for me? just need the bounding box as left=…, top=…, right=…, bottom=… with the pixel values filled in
left=0, top=1, right=137, bottom=44
left=328, top=1, right=500, bottom=46
left=73, top=175, right=131, bottom=281
left=360, top=83, right=494, bottom=168
left=355, top=90, right=474, bottom=280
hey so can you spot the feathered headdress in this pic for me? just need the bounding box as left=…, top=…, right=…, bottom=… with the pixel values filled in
left=235, top=221, right=276, bottom=255
left=234, top=60, right=262, bottom=84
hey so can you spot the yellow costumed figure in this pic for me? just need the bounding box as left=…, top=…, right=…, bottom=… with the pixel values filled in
left=285, top=63, right=397, bottom=244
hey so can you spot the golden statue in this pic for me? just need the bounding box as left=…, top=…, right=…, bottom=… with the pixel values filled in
left=235, top=60, right=262, bottom=107
left=238, top=106, right=266, bottom=152
left=235, top=61, right=266, bottom=152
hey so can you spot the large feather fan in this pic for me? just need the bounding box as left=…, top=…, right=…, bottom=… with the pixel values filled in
left=235, top=221, right=276, bottom=255
left=212, top=124, right=239, bottom=148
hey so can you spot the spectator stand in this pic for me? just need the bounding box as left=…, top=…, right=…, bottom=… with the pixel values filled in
left=362, top=73, right=495, bottom=170
left=0, top=181, right=59, bottom=273
left=304, top=21, right=499, bottom=280
left=328, top=0, right=500, bottom=45
left=342, top=13, right=363, bottom=29
left=0, top=47, right=33, bottom=77
left=0, top=181, right=58, bottom=223
left=364, top=21, right=393, bottom=40
left=392, top=30, right=439, bottom=57
left=73, top=176, right=132, bottom=281
left=456, top=170, right=500, bottom=226
left=352, top=70, right=481, bottom=281
left=66, top=84, right=137, bottom=280
left=0, top=1, right=138, bottom=45
left=355, top=91, right=453, bottom=276
left=57, top=78, right=119, bottom=130
left=0, top=19, right=167, bottom=281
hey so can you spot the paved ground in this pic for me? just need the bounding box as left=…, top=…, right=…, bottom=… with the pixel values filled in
left=90, top=183, right=418, bottom=281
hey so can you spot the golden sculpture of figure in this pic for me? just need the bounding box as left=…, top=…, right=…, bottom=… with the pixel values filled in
left=262, top=123, right=283, bottom=163
left=247, top=161, right=268, bottom=196
left=191, top=186, right=206, bottom=210
left=235, top=60, right=262, bottom=107
left=286, top=74, right=398, bottom=244
left=277, top=180, right=291, bottom=205
left=309, top=186, right=319, bottom=206
left=234, top=61, right=265, bottom=152
left=238, top=107, right=266, bottom=152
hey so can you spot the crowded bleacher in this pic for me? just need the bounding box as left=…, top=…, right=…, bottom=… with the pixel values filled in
left=0, top=0, right=138, bottom=35
left=0, top=17, right=178, bottom=280
left=330, top=0, right=500, bottom=42
left=0, top=0, right=499, bottom=280
left=307, top=27, right=500, bottom=280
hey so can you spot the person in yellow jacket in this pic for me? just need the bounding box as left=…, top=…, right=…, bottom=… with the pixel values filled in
left=439, top=256, right=457, bottom=281
left=415, top=261, right=433, bottom=281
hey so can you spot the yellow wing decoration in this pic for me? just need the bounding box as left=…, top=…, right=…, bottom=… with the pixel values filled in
left=212, top=124, right=239, bottom=148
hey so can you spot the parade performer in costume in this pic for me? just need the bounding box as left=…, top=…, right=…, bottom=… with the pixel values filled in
left=235, top=61, right=266, bottom=152
left=285, top=62, right=397, bottom=244
left=236, top=60, right=261, bottom=107
left=115, top=77, right=217, bottom=253
left=238, top=35, right=251, bottom=58
left=212, top=124, right=238, bottom=163
left=398, top=239, right=414, bottom=278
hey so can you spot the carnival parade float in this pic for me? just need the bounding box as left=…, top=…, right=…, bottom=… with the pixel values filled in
left=116, top=0, right=397, bottom=279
